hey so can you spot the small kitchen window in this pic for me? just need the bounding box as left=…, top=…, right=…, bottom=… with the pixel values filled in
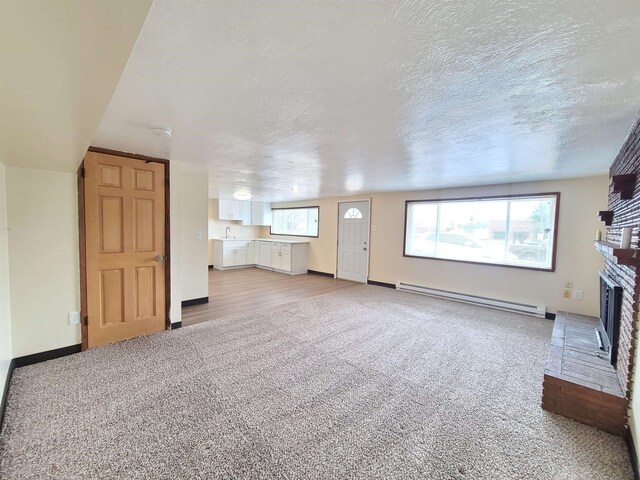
left=271, top=206, right=319, bottom=237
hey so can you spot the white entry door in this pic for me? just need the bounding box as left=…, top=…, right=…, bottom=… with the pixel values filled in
left=337, top=201, right=370, bottom=283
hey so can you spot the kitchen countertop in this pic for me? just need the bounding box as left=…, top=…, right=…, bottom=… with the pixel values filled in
left=212, top=238, right=310, bottom=244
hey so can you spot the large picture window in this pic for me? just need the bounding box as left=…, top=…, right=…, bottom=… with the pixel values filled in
left=404, top=193, right=559, bottom=271
left=271, top=207, right=319, bottom=237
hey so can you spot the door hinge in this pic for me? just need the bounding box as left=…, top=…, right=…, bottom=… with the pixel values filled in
left=84, top=316, right=89, bottom=326
left=80, top=166, right=85, bottom=178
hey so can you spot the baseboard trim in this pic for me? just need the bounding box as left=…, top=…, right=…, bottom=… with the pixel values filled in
left=367, top=279, right=396, bottom=289
left=171, top=321, right=183, bottom=330
left=308, top=269, right=334, bottom=278
left=545, top=312, right=557, bottom=320
left=627, top=429, right=640, bottom=480
left=13, top=344, right=82, bottom=369
left=2, top=344, right=81, bottom=432
left=181, top=297, right=209, bottom=307
left=0, top=359, right=17, bottom=432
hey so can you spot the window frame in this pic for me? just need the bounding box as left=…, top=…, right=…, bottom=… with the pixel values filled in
left=343, top=207, right=363, bottom=219
left=403, top=192, right=560, bottom=272
left=270, top=206, right=320, bottom=238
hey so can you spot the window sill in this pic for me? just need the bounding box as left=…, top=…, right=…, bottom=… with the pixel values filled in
left=403, top=253, right=554, bottom=272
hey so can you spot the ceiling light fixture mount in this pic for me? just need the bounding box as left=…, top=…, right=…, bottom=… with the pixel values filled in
left=233, top=192, right=252, bottom=201
left=151, top=127, right=172, bottom=138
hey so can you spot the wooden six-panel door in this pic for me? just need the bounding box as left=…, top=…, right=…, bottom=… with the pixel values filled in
left=84, top=151, right=167, bottom=348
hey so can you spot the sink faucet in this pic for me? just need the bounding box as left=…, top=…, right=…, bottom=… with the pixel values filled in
left=225, top=227, right=231, bottom=239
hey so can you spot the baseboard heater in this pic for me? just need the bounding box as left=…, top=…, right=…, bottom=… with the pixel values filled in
left=395, top=282, right=546, bottom=318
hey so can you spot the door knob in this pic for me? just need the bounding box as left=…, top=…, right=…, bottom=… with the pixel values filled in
left=154, top=255, right=164, bottom=262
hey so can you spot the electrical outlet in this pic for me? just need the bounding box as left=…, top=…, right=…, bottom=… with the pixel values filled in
left=195, top=231, right=202, bottom=239
left=572, top=289, right=583, bottom=300
left=68, top=311, right=80, bottom=325
left=563, top=289, right=571, bottom=299
left=564, top=281, right=573, bottom=289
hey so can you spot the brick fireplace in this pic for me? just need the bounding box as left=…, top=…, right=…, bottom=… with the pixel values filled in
left=602, top=117, right=640, bottom=397
left=542, top=118, right=639, bottom=436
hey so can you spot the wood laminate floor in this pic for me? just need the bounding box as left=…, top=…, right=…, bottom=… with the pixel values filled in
left=181, top=267, right=358, bottom=327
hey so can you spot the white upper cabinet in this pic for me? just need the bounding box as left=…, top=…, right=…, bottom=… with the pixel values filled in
left=218, top=198, right=246, bottom=221
left=219, top=199, right=270, bottom=225
left=241, top=201, right=272, bottom=226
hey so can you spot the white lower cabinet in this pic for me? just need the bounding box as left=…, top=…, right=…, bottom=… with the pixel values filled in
left=271, top=242, right=307, bottom=274
left=258, top=241, right=271, bottom=267
left=214, top=240, right=251, bottom=268
left=271, top=243, right=291, bottom=272
left=224, top=243, right=247, bottom=266
left=222, top=246, right=236, bottom=266
left=246, top=241, right=256, bottom=264
left=213, top=239, right=307, bottom=274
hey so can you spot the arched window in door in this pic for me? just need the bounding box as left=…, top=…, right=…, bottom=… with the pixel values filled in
left=344, top=208, right=363, bottom=219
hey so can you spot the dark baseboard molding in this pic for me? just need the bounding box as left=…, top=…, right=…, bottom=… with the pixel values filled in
left=627, top=429, right=640, bottom=480
left=1, top=358, right=16, bottom=432
left=2, top=343, right=81, bottom=432
left=171, top=321, right=183, bottom=330
left=367, top=279, right=396, bottom=289
left=307, top=269, right=334, bottom=278
left=181, top=297, right=209, bottom=307
left=13, top=344, right=82, bottom=369
left=545, top=312, right=557, bottom=320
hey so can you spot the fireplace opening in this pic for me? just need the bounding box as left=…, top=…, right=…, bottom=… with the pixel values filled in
left=597, top=272, right=623, bottom=366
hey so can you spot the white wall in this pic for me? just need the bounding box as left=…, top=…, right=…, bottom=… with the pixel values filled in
left=169, top=161, right=182, bottom=325
left=174, top=161, right=209, bottom=303
left=271, top=176, right=608, bottom=316
left=6, top=167, right=80, bottom=357
left=0, top=0, right=153, bottom=172
left=0, top=161, right=12, bottom=397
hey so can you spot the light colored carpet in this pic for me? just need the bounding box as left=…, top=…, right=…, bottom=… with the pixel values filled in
left=0, top=285, right=633, bottom=479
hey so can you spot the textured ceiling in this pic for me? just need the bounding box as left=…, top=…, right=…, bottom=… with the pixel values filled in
left=0, top=0, right=153, bottom=171
left=92, top=0, right=640, bottom=201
